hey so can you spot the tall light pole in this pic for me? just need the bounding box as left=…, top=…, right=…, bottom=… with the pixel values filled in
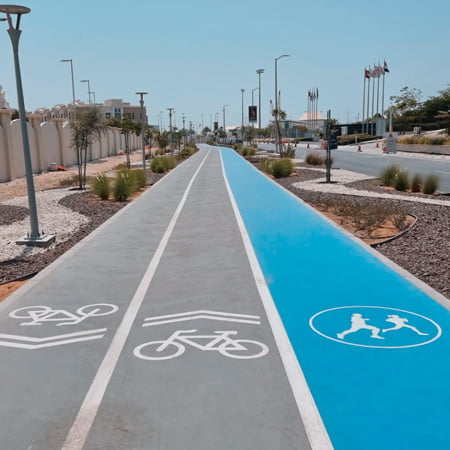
left=167, top=108, right=174, bottom=154
left=274, top=54, right=289, bottom=153
left=89, top=91, right=96, bottom=105
left=222, top=104, right=228, bottom=141
left=136, top=92, right=148, bottom=171
left=60, top=58, right=76, bottom=116
left=181, top=114, right=186, bottom=145
left=0, top=4, right=54, bottom=245
left=256, top=68, right=264, bottom=130
left=80, top=79, right=91, bottom=104
left=159, top=110, right=163, bottom=131
left=241, top=88, right=245, bottom=142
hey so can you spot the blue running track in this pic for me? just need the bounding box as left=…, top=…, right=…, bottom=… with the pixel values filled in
left=220, top=146, right=450, bottom=450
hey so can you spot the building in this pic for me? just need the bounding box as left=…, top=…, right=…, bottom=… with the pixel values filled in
left=34, top=98, right=147, bottom=123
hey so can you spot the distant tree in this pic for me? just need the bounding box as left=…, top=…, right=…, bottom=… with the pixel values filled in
left=156, top=131, right=169, bottom=151
left=70, top=108, right=105, bottom=189
left=119, top=114, right=141, bottom=168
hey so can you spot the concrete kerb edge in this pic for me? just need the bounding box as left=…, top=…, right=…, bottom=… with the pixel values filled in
left=231, top=148, right=450, bottom=312
left=0, top=151, right=206, bottom=313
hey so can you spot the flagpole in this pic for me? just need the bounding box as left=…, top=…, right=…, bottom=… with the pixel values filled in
left=366, top=69, right=371, bottom=135
left=371, top=66, right=376, bottom=135
left=376, top=63, right=381, bottom=117
left=362, top=70, right=366, bottom=134
left=316, top=87, right=319, bottom=134
left=382, top=72, right=386, bottom=117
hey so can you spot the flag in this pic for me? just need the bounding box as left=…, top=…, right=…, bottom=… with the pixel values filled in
left=371, top=66, right=379, bottom=78
left=316, top=87, right=319, bottom=99
left=364, top=68, right=370, bottom=79
left=384, top=60, right=390, bottom=73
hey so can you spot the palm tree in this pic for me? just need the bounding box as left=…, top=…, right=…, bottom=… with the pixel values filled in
left=70, top=108, right=105, bottom=190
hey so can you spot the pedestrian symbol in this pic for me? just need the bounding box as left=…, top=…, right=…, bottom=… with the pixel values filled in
left=337, top=313, right=384, bottom=340
left=310, top=306, right=441, bottom=349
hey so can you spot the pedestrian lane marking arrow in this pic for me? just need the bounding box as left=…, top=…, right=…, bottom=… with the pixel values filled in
left=0, top=328, right=107, bottom=350
left=143, top=310, right=261, bottom=327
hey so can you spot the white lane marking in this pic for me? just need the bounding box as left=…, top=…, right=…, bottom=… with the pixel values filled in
left=0, top=329, right=107, bottom=349
left=220, top=148, right=334, bottom=450
left=143, top=310, right=261, bottom=326
left=62, top=149, right=211, bottom=450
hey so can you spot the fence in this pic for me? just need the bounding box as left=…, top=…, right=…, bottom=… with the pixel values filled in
left=0, top=110, right=139, bottom=182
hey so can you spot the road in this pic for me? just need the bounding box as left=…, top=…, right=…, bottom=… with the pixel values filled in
left=0, top=145, right=449, bottom=449
left=259, top=142, right=450, bottom=193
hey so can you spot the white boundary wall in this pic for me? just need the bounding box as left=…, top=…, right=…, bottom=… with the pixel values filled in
left=0, top=110, right=139, bottom=182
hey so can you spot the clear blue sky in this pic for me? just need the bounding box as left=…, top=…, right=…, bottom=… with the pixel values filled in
left=0, top=0, right=449, bottom=129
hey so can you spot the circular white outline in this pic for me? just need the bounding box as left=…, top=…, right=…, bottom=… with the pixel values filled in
left=309, top=305, right=442, bottom=349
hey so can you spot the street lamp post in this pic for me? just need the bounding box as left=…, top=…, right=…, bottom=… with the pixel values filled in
left=0, top=4, right=54, bottom=246
left=80, top=79, right=91, bottom=104
left=241, top=89, right=245, bottom=142
left=251, top=88, right=259, bottom=143
left=167, top=108, right=174, bottom=154
left=181, top=114, right=186, bottom=146
left=159, top=110, right=163, bottom=131
left=222, top=104, right=228, bottom=142
left=136, top=92, right=148, bottom=171
left=89, top=91, right=96, bottom=105
left=274, top=54, right=289, bottom=153
left=60, top=58, right=76, bottom=117
left=256, top=68, right=264, bottom=130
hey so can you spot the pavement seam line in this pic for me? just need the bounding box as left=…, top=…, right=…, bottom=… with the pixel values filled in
left=61, top=149, right=211, bottom=450
left=219, top=147, right=334, bottom=450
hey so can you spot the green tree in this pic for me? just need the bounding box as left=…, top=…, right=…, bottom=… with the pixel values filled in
left=156, top=131, right=169, bottom=151
left=70, top=108, right=105, bottom=190
left=119, top=114, right=141, bottom=168
left=389, top=86, right=422, bottom=130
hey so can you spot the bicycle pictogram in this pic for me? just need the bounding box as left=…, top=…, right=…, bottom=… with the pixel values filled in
left=9, top=303, right=118, bottom=326
left=133, top=329, right=269, bottom=361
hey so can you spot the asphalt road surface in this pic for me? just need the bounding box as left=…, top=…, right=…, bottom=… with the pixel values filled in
left=0, top=146, right=449, bottom=450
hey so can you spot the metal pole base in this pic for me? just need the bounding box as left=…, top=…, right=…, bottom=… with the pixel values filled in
left=16, top=234, right=56, bottom=247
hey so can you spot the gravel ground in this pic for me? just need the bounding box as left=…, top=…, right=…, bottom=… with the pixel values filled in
left=1, top=160, right=449, bottom=301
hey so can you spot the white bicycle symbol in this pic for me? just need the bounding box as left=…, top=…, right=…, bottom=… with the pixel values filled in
left=9, top=303, right=118, bottom=326
left=133, top=329, right=269, bottom=361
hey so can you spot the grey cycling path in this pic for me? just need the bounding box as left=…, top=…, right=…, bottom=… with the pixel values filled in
left=0, top=148, right=310, bottom=449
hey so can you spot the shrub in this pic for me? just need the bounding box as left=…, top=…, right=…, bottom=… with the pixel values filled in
left=271, top=158, right=294, bottom=178
left=305, top=152, right=324, bottom=165
left=260, top=158, right=274, bottom=174
left=422, top=174, right=440, bottom=194
left=113, top=169, right=136, bottom=201
left=150, top=157, right=165, bottom=173
left=131, top=169, right=147, bottom=190
left=91, top=174, right=111, bottom=200
left=393, top=170, right=409, bottom=191
left=241, top=146, right=256, bottom=157
left=151, top=156, right=176, bottom=173
left=410, top=174, right=423, bottom=193
left=163, top=156, right=176, bottom=170
left=379, top=164, right=401, bottom=187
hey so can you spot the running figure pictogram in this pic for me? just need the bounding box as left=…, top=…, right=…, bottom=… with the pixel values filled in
left=337, top=313, right=384, bottom=340
left=382, top=315, right=429, bottom=335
